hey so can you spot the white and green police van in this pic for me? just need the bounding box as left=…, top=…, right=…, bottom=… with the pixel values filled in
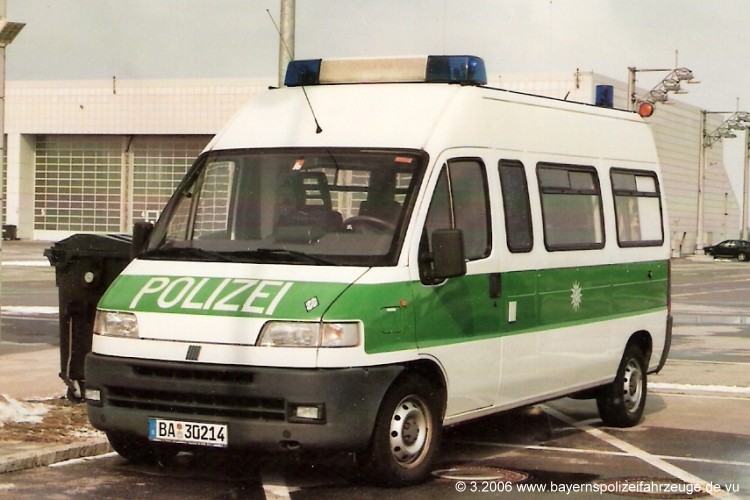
left=85, top=55, right=672, bottom=485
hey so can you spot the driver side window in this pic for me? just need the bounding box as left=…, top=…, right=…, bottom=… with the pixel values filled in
left=424, top=159, right=491, bottom=261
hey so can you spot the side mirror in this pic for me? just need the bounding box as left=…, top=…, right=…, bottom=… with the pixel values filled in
left=132, top=221, right=154, bottom=259
left=431, top=229, right=467, bottom=279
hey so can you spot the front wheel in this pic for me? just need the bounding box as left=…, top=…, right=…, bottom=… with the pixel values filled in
left=596, top=344, right=647, bottom=427
left=360, top=375, right=443, bottom=486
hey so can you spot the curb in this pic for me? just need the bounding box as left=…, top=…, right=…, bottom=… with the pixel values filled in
left=0, top=438, right=111, bottom=474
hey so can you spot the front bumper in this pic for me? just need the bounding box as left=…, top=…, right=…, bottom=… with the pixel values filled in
left=85, top=353, right=403, bottom=451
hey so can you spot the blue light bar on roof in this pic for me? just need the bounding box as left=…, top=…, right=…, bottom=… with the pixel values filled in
left=284, top=55, right=487, bottom=87
left=426, top=56, right=487, bottom=85
left=284, top=59, right=322, bottom=87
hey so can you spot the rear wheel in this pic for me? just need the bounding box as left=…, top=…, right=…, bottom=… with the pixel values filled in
left=361, top=375, right=442, bottom=486
left=596, top=344, right=647, bottom=427
left=738, top=253, right=748, bottom=262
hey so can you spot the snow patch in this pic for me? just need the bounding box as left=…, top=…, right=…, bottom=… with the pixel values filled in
left=0, top=394, right=48, bottom=426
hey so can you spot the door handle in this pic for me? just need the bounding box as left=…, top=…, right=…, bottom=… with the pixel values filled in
left=489, top=273, right=501, bottom=299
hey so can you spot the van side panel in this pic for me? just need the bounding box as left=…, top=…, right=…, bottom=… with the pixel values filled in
left=414, top=261, right=668, bottom=419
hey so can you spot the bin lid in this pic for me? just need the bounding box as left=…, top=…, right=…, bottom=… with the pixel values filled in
left=45, top=233, right=133, bottom=266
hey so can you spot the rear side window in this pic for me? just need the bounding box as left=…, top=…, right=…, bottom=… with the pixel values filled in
left=499, top=160, right=533, bottom=253
left=537, top=163, right=604, bottom=251
left=611, top=169, right=664, bottom=246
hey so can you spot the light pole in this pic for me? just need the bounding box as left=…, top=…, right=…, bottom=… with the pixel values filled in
left=627, top=65, right=697, bottom=116
left=0, top=1, right=24, bottom=352
left=743, top=131, right=750, bottom=240
left=277, top=0, right=295, bottom=87
left=696, top=110, right=750, bottom=252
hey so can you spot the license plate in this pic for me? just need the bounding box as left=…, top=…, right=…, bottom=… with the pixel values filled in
left=148, top=418, right=228, bottom=448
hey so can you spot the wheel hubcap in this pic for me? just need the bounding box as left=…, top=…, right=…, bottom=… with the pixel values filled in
left=389, top=396, right=431, bottom=466
left=622, top=359, right=643, bottom=412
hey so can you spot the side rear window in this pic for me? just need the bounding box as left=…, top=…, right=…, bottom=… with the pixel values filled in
left=611, top=169, right=664, bottom=246
left=537, top=163, right=604, bottom=251
left=499, top=160, right=533, bottom=253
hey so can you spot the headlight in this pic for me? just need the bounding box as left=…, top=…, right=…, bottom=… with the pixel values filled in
left=257, top=322, right=360, bottom=348
left=94, top=310, right=139, bottom=338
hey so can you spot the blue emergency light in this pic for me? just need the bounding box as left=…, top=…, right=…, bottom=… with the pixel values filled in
left=284, top=55, right=487, bottom=87
left=425, top=55, right=487, bottom=85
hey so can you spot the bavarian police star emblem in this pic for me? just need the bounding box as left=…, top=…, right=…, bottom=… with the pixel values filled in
left=570, top=281, right=582, bottom=311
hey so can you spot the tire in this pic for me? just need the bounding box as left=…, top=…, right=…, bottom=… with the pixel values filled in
left=596, top=344, right=647, bottom=427
left=106, top=431, right=178, bottom=465
left=361, top=375, right=443, bottom=486
left=738, top=253, right=748, bottom=262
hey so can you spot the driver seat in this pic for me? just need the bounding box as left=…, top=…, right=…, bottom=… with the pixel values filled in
left=358, top=170, right=401, bottom=224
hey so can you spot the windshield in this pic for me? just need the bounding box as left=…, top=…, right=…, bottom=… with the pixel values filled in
left=145, top=149, right=426, bottom=266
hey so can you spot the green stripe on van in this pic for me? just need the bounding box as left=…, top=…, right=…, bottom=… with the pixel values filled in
left=364, top=259, right=669, bottom=353
left=99, top=260, right=668, bottom=354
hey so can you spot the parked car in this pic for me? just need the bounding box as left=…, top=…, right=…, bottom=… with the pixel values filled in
left=703, top=239, right=750, bottom=261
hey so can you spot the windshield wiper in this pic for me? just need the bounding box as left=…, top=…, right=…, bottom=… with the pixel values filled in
left=141, top=246, right=334, bottom=265
left=248, top=248, right=335, bottom=265
left=142, top=246, right=241, bottom=263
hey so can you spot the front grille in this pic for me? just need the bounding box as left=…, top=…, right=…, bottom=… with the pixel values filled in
left=133, top=365, right=255, bottom=384
left=104, top=361, right=285, bottom=421
left=107, top=386, right=286, bottom=421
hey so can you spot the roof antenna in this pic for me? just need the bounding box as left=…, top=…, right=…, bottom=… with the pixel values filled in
left=266, top=9, right=323, bottom=134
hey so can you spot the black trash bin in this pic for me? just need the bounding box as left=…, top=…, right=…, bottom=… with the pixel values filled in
left=44, top=233, right=133, bottom=401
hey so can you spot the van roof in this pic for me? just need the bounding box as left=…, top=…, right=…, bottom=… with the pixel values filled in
left=206, top=81, right=654, bottom=163
left=206, top=83, right=654, bottom=160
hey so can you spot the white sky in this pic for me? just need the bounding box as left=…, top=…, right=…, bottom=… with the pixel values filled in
left=7, top=0, right=750, bottom=111
left=5, top=0, right=750, bottom=198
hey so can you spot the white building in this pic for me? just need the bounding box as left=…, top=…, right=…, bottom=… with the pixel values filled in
left=3, top=72, right=740, bottom=255
left=4, top=78, right=270, bottom=241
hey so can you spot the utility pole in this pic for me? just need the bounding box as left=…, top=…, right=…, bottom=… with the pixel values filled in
left=278, top=0, right=295, bottom=87
left=743, top=131, right=750, bottom=240
left=696, top=111, right=707, bottom=252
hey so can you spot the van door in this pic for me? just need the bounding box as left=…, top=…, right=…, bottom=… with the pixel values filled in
left=412, top=156, right=502, bottom=417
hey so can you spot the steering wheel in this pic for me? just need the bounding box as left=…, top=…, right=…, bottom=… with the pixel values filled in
left=343, top=215, right=396, bottom=233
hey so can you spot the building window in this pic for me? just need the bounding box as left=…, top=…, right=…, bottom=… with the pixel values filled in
left=537, top=162, right=604, bottom=251
left=33, top=134, right=210, bottom=233
left=34, top=135, right=123, bottom=232
left=611, top=168, right=664, bottom=246
left=131, top=136, right=210, bottom=224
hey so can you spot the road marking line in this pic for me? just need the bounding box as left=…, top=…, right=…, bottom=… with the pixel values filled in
left=651, top=382, right=750, bottom=396
left=0, top=261, right=50, bottom=267
left=1, top=306, right=59, bottom=316
left=262, top=470, right=292, bottom=500
left=672, top=287, right=750, bottom=297
left=655, top=392, right=750, bottom=402
left=666, top=359, right=750, bottom=366
left=541, top=405, right=741, bottom=499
